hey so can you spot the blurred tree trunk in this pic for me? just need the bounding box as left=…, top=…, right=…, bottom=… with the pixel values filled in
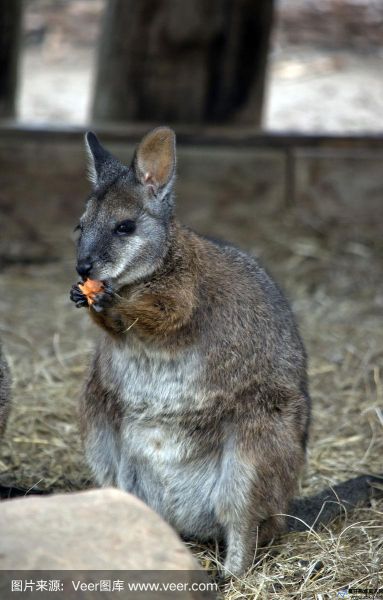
left=0, top=0, right=22, bottom=118
left=92, top=0, right=274, bottom=127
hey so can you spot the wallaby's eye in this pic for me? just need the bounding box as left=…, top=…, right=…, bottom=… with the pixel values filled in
left=114, top=220, right=136, bottom=236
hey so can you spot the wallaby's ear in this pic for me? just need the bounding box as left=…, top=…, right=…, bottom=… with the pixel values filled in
left=84, top=131, right=123, bottom=187
left=134, top=127, right=176, bottom=197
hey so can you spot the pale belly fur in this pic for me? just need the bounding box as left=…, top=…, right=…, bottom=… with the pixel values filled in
left=93, top=339, right=229, bottom=540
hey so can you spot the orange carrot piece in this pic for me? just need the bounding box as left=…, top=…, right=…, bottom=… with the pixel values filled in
left=79, top=279, right=104, bottom=305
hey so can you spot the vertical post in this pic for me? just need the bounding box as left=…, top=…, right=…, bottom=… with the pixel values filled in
left=0, top=0, right=22, bottom=119
left=210, top=0, right=274, bottom=125
left=92, top=0, right=274, bottom=126
left=285, top=148, right=296, bottom=207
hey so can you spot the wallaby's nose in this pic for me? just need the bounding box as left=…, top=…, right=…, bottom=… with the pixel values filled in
left=77, top=259, right=93, bottom=279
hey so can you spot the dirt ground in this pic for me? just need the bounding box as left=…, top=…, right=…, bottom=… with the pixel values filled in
left=0, top=135, right=382, bottom=598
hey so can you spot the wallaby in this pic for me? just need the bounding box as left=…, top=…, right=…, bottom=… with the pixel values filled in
left=70, top=128, right=382, bottom=576
left=0, top=342, right=51, bottom=500
left=0, top=339, right=16, bottom=499
left=0, top=339, right=10, bottom=441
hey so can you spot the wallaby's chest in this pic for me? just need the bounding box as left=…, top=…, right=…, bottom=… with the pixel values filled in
left=103, top=340, right=203, bottom=415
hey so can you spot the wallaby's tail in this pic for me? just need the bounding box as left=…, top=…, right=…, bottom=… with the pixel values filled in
left=286, top=474, right=383, bottom=533
left=0, top=484, right=50, bottom=500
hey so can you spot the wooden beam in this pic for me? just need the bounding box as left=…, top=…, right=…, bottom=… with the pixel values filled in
left=1, top=122, right=383, bottom=152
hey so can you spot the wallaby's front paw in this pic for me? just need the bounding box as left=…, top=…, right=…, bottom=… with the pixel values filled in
left=90, top=283, right=115, bottom=313
left=70, top=283, right=88, bottom=308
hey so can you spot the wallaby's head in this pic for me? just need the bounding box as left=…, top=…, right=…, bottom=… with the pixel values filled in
left=76, top=127, right=176, bottom=287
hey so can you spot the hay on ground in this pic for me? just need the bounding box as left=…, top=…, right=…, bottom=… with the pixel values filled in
left=0, top=207, right=382, bottom=600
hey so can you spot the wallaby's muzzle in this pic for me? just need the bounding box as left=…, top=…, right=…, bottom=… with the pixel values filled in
left=76, top=258, right=93, bottom=280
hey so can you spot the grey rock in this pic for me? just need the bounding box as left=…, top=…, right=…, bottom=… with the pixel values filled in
left=0, top=488, right=204, bottom=570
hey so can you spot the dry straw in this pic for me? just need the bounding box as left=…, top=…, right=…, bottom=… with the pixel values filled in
left=0, top=214, right=382, bottom=599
